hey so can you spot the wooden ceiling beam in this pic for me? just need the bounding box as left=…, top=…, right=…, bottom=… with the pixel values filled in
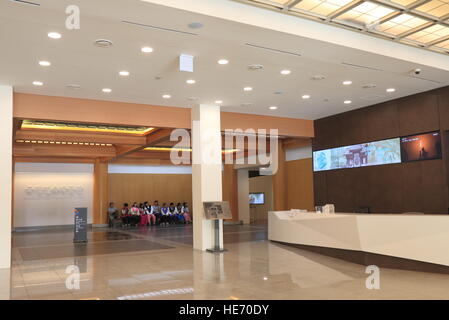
left=13, top=143, right=116, bottom=158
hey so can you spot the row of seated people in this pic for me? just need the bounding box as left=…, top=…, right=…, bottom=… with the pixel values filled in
left=108, top=201, right=192, bottom=228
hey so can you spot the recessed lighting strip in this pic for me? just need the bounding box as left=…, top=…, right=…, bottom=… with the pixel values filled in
left=16, top=140, right=113, bottom=146
left=144, top=146, right=240, bottom=154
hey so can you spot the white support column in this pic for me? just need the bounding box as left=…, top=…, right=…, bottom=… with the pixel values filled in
left=0, top=85, right=12, bottom=270
left=192, top=104, right=223, bottom=251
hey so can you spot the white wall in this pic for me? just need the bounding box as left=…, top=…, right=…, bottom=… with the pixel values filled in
left=286, top=145, right=312, bottom=162
left=0, top=85, right=12, bottom=270
left=14, top=163, right=94, bottom=228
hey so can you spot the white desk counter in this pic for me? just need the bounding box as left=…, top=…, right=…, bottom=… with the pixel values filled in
left=269, top=211, right=449, bottom=268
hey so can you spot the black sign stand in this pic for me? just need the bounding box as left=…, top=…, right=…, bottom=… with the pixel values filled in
left=73, top=207, right=88, bottom=243
left=206, top=219, right=228, bottom=253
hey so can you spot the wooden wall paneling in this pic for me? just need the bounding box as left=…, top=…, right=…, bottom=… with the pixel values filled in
left=354, top=165, right=403, bottom=213
left=93, top=160, right=109, bottom=225
left=338, top=109, right=369, bottom=147
left=364, top=101, right=400, bottom=142
left=108, top=174, right=193, bottom=209
left=286, top=158, right=315, bottom=211
left=420, top=160, right=447, bottom=214
left=438, top=88, right=449, bottom=131
left=273, top=141, right=287, bottom=211
left=398, top=92, right=439, bottom=136
left=401, top=161, right=423, bottom=213
left=313, top=171, right=327, bottom=206
left=325, top=169, right=356, bottom=212
left=314, top=87, right=449, bottom=214
left=222, top=164, right=239, bottom=221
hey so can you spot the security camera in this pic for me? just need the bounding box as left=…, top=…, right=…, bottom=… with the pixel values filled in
left=412, top=68, right=422, bottom=75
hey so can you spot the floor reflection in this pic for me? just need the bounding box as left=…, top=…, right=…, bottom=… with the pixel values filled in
left=6, top=223, right=449, bottom=300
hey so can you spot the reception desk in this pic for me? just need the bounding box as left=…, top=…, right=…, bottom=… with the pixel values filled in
left=269, top=211, right=449, bottom=273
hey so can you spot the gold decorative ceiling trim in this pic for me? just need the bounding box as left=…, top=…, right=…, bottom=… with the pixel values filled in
left=21, top=120, right=155, bottom=136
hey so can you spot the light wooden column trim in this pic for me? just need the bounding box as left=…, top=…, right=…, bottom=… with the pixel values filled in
left=222, top=164, right=239, bottom=222
left=273, top=141, right=287, bottom=211
left=93, top=160, right=109, bottom=225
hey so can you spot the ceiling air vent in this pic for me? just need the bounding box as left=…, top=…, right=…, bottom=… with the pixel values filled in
left=245, top=43, right=301, bottom=57
left=9, top=0, right=40, bottom=6
left=122, top=20, right=198, bottom=36
left=342, top=62, right=383, bottom=72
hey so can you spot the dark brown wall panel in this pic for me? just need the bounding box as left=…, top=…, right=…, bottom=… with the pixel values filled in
left=398, top=93, right=439, bottom=136
left=313, top=172, right=327, bottom=206
left=313, top=86, right=449, bottom=214
left=438, top=88, right=449, bottom=131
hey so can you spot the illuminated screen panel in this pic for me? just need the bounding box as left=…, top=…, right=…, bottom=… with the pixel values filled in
left=313, top=138, right=401, bottom=172
left=400, top=131, right=442, bottom=162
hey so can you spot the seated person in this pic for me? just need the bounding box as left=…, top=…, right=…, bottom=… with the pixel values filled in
left=150, top=200, right=161, bottom=224
left=121, top=203, right=130, bottom=228
left=129, top=203, right=141, bottom=226
left=139, top=203, right=148, bottom=226
left=108, top=202, right=119, bottom=228
left=160, top=203, right=170, bottom=226
left=176, top=202, right=185, bottom=223
left=144, top=202, right=156, bottom=226
left=182, top=202, right=192, bottom=223
left=168, top=202, right=178, bottom=224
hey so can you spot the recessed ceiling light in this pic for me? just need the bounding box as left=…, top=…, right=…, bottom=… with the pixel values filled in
left=280, top=69, right=291, bottom=75
left=39, top=61, right=51, bottom=67
left=343, top=80, right=352, bottom=85
left=244, top=87, right=253, bottom=92
left=141, top=46, right=154, bottom=53
left=102, top=88, right=112, bottom=93
left=386, top=88, right=396, bottom=93
left=269, top=106, right=278, bottom=110
left=119, top=71, right=130, bottom=77
left=344, top=100, right=352, bottom=104
left=302, top=95, right=311, bottom=99
left=162, top=94, right=171, bottom=99
left=32, top=81, right=43, bottom=86
left=218, top=59, right=229, bottom=65
left=215, top=100, right=223, bottom=104
left=186, top=79, right=196, bottom=84
left=47, top=32, right=61, bottom=39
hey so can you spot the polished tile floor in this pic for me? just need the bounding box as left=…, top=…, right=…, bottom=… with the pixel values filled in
left=5, top=223, right=449, bottom=300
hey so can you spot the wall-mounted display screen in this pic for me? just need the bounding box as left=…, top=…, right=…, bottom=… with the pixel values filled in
left=401, top=131, right=442, bottom=162
left=313, top=138, right=401, bottom=172
left=249, top=193, right=265, bottom=205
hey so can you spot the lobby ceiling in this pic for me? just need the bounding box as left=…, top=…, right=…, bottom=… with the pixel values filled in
left=1, top=0, right=449, bottom=120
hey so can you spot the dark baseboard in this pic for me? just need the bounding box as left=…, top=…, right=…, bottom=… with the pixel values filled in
left=272, top=241, right=449, bottom=274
